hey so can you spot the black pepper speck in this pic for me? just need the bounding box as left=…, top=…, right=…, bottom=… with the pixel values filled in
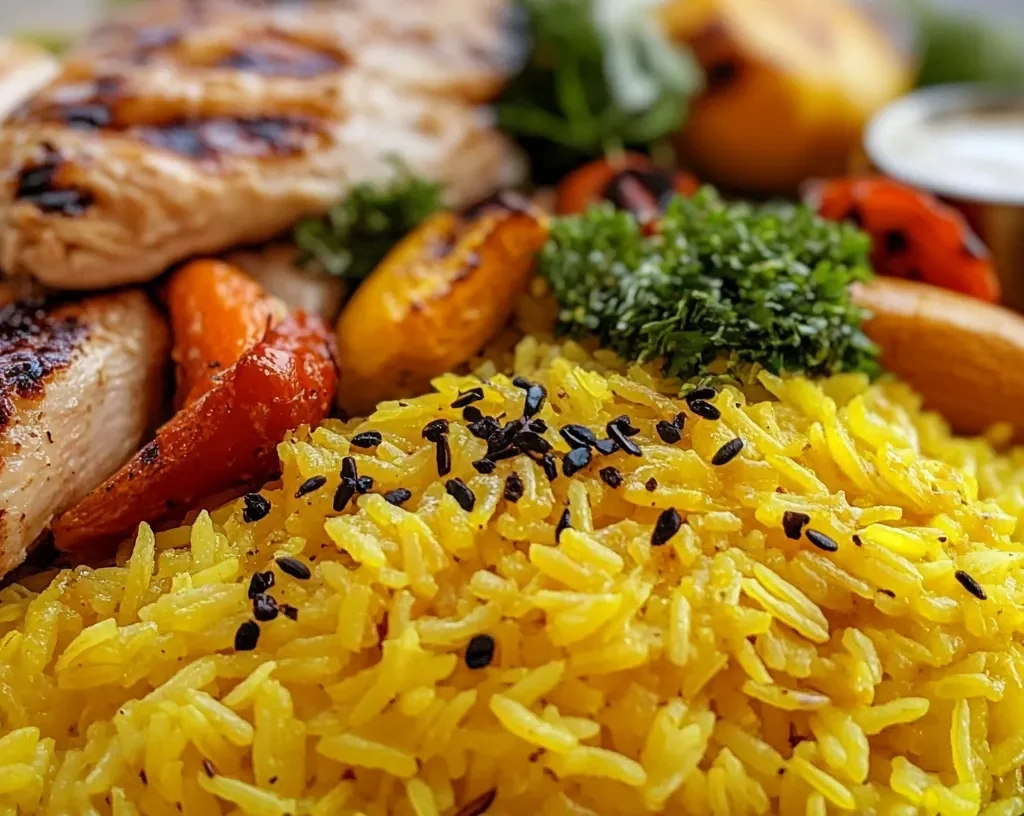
left=599, top=467, right=623, bottom=489
left=782, top=512, right=810, bottom=541
left=503, top=473, right=524, bottom=503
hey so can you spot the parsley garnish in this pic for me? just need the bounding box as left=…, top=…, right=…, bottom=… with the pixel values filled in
left=538, top=188, right=879, bottom=381
left=294, top=168, right=443, bottom=283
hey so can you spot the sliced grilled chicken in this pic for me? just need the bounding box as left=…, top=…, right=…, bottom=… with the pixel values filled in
left=224, top=243, right=346, bottom=322
left=0, top=0, right=526, bottom=291
left=0, top=291, right=169, bottom=575
left=0, top=40, right=58, bottom=121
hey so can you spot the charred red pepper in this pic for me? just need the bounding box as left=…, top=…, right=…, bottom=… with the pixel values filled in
left=556, top=153, right=699, bottom=222
left=53, top=265, right=337, bottom=555
left=807, top=176, right=1001, bottom=304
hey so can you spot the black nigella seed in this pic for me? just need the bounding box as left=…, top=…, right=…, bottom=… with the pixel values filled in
left=446, top=478, right=476, bottom=512
left=465, top=633, right=496, bottom=669
left=672, top=412, right=687, bottom=431
left=473, top=459, right=496, bottom=474
left=234, top=620, right=260, bottom=651
left=468, top=416, right=501, bottom=440
left=202, top=759, right=216, bottom=778
left=422, top=418, right=450, bottom=442
left=436, top=436, right=453, bottom=476
left=555, top=508, right=572, bottom=542
left=515, top=430, right=552, bottom=455
left=686, top=387, right=717, bottom=405
left=281, top=604, right=299, bottom=621
left=252, top=593, right=279, bottom=622
left=689, top=399, right=721, bottom=420
left=594, top=438, right=619, bottom=456
left=652, top=508, right=683, bottom=546
left=333, top=477, right=357, bottom=512
left=711, top=438, right=744, bottom=466
left=656, top=421, right=681, bottom=444
left=456, top=789, right=498, bottom=816
left=462, top=405, right=484, bottom=423
left=523, top=384, right=547, bottom=418
left=560, top=424, right=597, bottom=450
left=384, top=488, right=413, bottom=507
left=955, top=569, right=987, bottom=600
left=529, top=418, right=549, bottom=433
left=295, top=475, right=328, bottom=498
left=600, top=466, right=623, bottom=489
left=489, top=446, right=519, bottom=462
left=356, top=475, right=374, bottom=493
left=247, top=570, right=275, bottom=599
left=610, top=415, right=641, bottom=437
left=242, top=493, right=271, bottom=523
left=541, top=454, right=558, bottom=482
left=782, top=511, right=810, bottom=541
left=350, top=431, right=382, bottom=449
left=852, top=534, right=863, bottom=546
left=341, top=456, right=358, bottom=482
left=276, top=556, right=311, bottom=580
left=645, top=477, right=658, bottom=492
left=451, top=387, right=484, bottom=409
left=512, top=375, right=533, bottom=389
left=805, top=529, right=839, bottom=553
left=503, top=473, right=524, bottom=503
left=607, top=422, right=642, bottom=457
left=563, top=446, right=592, bottom=477
left=487, top=421, right=522, bottom=456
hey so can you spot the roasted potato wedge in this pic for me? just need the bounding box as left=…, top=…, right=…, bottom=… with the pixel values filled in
left=335, top=192, right=548, bottom=414
left=662, top=0, right=911, bottom=194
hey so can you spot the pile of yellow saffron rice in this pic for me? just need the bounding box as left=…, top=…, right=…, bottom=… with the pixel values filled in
left=4, top=320, right=1024, bottom=814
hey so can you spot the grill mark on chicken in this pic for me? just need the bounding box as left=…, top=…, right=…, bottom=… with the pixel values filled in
left=0, top=300, right=89, bottom=431
left=135, top=115, right=322, bottom=159
left=215, top=38, right=346, bottom=77
left=14, top=145, right=94, bottom=217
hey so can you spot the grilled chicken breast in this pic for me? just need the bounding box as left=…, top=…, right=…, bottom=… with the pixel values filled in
left=0, top=291, right=168, bottom=575
left=0, top=40, right=58, bottom=121
left=0, top=0, right=525, bottom=291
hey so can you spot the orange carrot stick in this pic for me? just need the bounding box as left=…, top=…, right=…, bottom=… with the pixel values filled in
left=166, top=259, right=285, bottom=407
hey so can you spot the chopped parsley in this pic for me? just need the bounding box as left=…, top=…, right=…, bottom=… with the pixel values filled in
left=538, top=188, right=880, bottom=381
left=293, top=166, right=443, bottom=283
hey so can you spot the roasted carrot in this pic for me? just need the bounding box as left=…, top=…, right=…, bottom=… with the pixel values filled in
left=808, top=177, right=1002, bottom=304
left=53, top=267, right=337, bottom=555
left=556, top=153, right=699, bottom=220
left=166, top=259, right=286, bottom=407
left=854, top=277, right=1024, bottom=438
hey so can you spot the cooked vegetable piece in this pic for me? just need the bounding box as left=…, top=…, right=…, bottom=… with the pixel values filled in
left=166, top=260, right=286, bottom=407
left=335, top=192, right=548, bottom=414
left=294, top=168, right=444, bottom=283
left=809, top=177, right=1001, bottom=303
left=539, top=187, right=878, bottom=380
left=854, top=277, right=1024, bottom=437
left=555, top=153, right=698, bottom=219
left=53, top=284, right=336, bottom=555
left=661, top=0, right=911, bottom=193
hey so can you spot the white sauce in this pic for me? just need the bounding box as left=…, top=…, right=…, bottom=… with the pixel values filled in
left=881, top=108, right=1024, bottom=201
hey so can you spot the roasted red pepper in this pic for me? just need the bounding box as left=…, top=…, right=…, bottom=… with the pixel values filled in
left=807, top=176, right=1001, bottom=304
left=556, top=153, right=699, bottom=222
left=54, top=265, right=337, bottom=555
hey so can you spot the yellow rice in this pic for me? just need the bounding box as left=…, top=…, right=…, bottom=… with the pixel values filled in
left=4, top=305, right=1024, bottom=813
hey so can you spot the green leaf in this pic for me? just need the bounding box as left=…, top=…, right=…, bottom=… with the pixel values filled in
left=293, top=165, right=443, bottom=285
left=498, top=0, right=702, bottom=173
left=537, top=188, right=880, bottom=383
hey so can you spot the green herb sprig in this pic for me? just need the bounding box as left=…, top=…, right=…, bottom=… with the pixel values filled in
left=294, top=167, right=443, bottom=283
left=538, top=188, right=879, bottom=381
left=498, top=0, right=701, bottom=178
